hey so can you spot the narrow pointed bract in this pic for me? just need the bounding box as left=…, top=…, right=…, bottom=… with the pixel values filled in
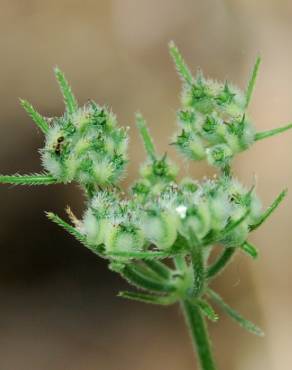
left=121, top=264, right=176, bottom=293
left=255, top=123, right=292, bottom=141
left=46, top=212, right=101, bottom=255
left=240, top=241, right=259, bottom=259
left=169, top=41, right=193, bottom=85
left=136, top=113, right=157, bottom=160
left=20, top=99, right=50, bottom=134
left=119, top=291, right=175, bottom=305
left=107, top=251, right=173, bottom=260
left=245, top=56, right=261, bottom=109
left=207, top=247, right=236, bottom=279
left=250, top=189, right=287, bottom=231
left=54, top=67, right=78, bottom=115
left=0, top=173, right=58, bottom=185
left=197, top=299, right=219, bottom=322
left=208, top=289, right=264, bottom=337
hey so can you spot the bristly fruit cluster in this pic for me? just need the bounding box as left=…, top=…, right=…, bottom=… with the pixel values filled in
left=1, top=42, right=291, bottom=370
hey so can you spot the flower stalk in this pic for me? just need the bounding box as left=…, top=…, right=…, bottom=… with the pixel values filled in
left=181, top=300, right=217, bottom=370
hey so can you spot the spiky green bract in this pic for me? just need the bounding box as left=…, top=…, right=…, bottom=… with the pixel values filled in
left=41, top=101, right=128, bottom=189
left=20, top=99, right=50, bottom=134
left=207, top=289, right=264, bottom=337
left=0, top=173, right=58, bottom=185
left=240, top=241, right=258, bottom=259
left=255, top=123, right=292, bottom=141
left=46, top=212, right=102, bottom=256
left=119, top=291, right=176, bottom=305
left=197, top=299, right=219, bottom=322
left=136, top=113, right=156, bottom=160
left=250, top=189, right=287, bottom=231
left=245, top=56, right=261, bottom=109
left=54, top=67, right=78, bottom=115
left=169, top=41, right=193, bottom=85
left=207, top=247, right=236, bottom=279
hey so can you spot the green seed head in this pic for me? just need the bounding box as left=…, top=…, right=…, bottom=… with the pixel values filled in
left=41, top=102, right=128, bottom=188
left=173, top=69, right=255, bottom=168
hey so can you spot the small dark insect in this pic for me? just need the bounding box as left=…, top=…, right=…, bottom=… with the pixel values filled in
left=54, top=136, right=65, bottom=155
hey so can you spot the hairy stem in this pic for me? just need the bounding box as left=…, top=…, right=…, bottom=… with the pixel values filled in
left=181, top=300, right=218, bottom=370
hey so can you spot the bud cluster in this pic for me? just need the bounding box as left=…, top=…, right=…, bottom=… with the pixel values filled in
left=81, top=191, right=145, bottom=255
left=172, top=72, right=255, bottom=168
left=42, top=101, right=128, bottom=189
left=131, top=154, right=178, bottom=200
left=79, top=176, right=261, bottom=258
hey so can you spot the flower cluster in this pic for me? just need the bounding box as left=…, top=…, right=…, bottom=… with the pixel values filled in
left=0, top=43, right=290, bottom=358
left=80, top=175, right=262, bottom=257
left=173, top=74, right=254, bottom=168
left=169, top=42, right=291, bottom=170
left=41, top=101, right=128, bottom=190
left=7, top=68, right=128, bottom=194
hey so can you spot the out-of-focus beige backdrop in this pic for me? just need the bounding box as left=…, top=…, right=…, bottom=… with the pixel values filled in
left=0, top=1, right=292, bottom=369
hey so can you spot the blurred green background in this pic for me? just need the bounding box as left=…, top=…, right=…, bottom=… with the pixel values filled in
left=0, top=1, right=292, bottom=369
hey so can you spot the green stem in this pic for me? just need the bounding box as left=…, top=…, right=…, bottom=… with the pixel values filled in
left=181, top=300, right=218, bottom=370
left=191, top=245, right=205, bottom=297
left=207, top=247, right=236, bottom=279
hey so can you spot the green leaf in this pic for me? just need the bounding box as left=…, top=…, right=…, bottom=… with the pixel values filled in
left=169, top=41, right=193, bottom=86
left=197, top=299, right=219, bottom=322
left=46, top=212, right=102, bottom=256
left=207, top=289, right=264, bottom=336
left=20, top=99, right=50, bottom=134
left=54, top=67, right=78, bottom=115
left=119, top=291, right=176, bottom=305
left=250, top=189, right=287, bottom=231
left=136, top=113, right=157, bottom=160
left=240, top=241, right=258, bottom=259
left=122, top=264, right=176, bottom=293
left=0, top=173, right=58, bottom=185
left=245, top=56, right=261, bottom=109
left=143, top=259, right=172, bottom=280
left=255, top=123, right=292, bottom=141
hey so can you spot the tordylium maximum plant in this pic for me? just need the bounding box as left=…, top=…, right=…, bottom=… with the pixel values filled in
left=1, top=42, right=291, bottom=370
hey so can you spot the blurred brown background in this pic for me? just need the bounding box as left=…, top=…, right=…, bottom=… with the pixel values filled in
left=0, top=1, right=292, bottom=369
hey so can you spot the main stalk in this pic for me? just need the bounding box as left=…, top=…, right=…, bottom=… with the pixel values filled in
left=181, top=300, right=218, bottom=370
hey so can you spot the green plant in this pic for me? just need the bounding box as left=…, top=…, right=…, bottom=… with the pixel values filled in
left=1, top=42, right=291, bottom=370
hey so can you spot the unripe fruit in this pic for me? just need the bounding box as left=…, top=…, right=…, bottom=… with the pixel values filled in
left=41, top=102, right=128, bottom=188
left=104, top=224, right=145, bottom=253
left=142, top=211, right=178, bottom=250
